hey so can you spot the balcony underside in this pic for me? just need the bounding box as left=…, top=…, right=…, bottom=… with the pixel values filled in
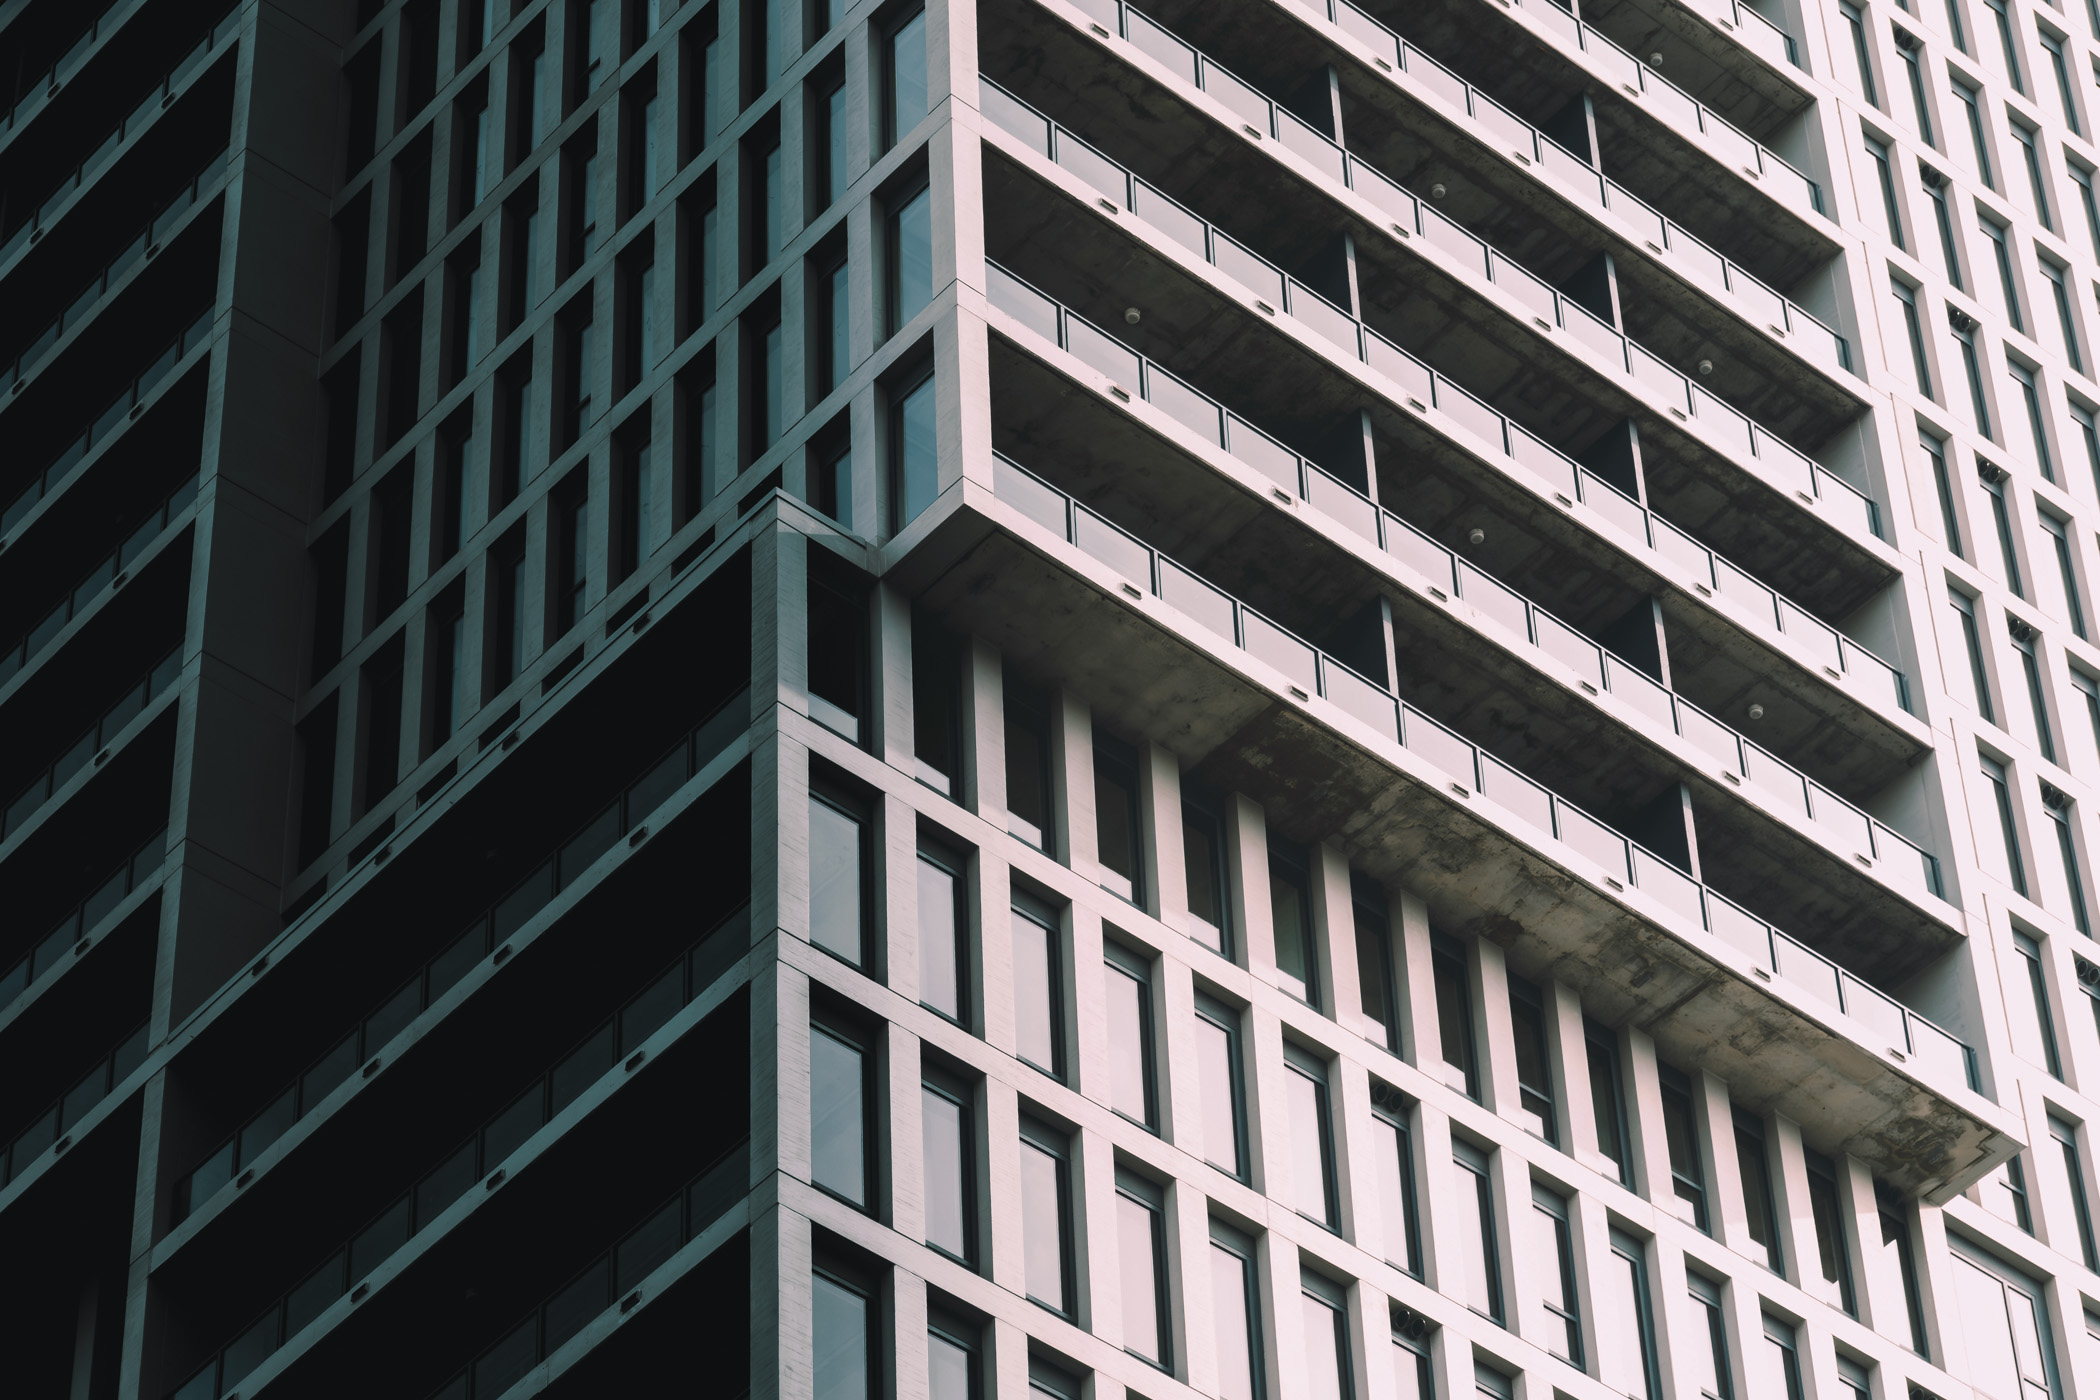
left=890, top=484, right=2014, bottom=1200
left=987, top=337, right=1960, bottom=977
left=1579, top=0, right=1815, bottom=128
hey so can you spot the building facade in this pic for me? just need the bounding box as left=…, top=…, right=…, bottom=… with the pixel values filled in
left=3, top=0, right=2099, bottom=1396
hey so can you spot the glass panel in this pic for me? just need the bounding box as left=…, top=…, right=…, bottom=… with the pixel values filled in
left=1210, top=1245, right=1258, bottom=1400
left=813, top=1274, right=870, bottom=1400
left=1160, top=559, right=1238, bottom=640
left=1384, top=516, right=1455, bottom=589
left=1773, top=932, right=1843, bottom=1009
left=1145, top=363, right=1224, bottom=445
left=994, top=456, right=1069, bottom=538
left=1127, top=10, right=1199, bottom=84
left=1402, top=707, right=1476, bottom=789
left=1212, top=232, right=1287, bottom=304
left=1420, top=206, right=1489, bottom=274
left=1074, top=507, right=1152, bottom=587
left=1052, top=130, right=1126, bottom=203
left=1708, top=895, right=1772, bottom=964
left=1456, top=561, right=1529, bottom=638
left=1012, top=910, right=1060, bottom=1074
left=1365, top=331, right=1436, bottom=403
left=1633, top=848, right=1704, bottom=921
left=1557, top=804, right=1631, bottom=879
left=1289, top=282, right=1360, bottom=353
left=1534, top=611, right=1603, bottom=688
left=1676, top=704, right=1742, bottom=769
left=1020, top=1139, right=1068, bottom=1310
left=1199, top=59, right=1273, bottom=132
left=1306, top=466, right=1378, bottom=541
left=1840, top=973, right=1911, bottom=1047
left=809, top=1025, right=866, bottom=1205
left=1063, top=316, right=1141, bottom=394
left=922, top=1086, right=968, bottom=1256
left=1242, top=612, right=1318, bottom=691
left=808, top=799, right=863, bottom=965
left=1275, top=109, right=1346, bottom=183
left=1433, top=381, right=1506, bottom=455
left=1197, top=1016, right=1240, bottom=1171
left=1325, top=663, right=1399, bottom=738
left=986, top=265, right=1060, bottom=342
left=979, top=79, right=1049, bottom=154
left=1132, top=181, right=1208, bottom=256
left=1604, top=657, right=1676, bottom=729
left=1480, top=754, right=1555, bottom=834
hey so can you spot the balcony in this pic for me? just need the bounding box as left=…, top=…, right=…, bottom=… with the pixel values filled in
left=887, top=455, right=2018, bottom=1199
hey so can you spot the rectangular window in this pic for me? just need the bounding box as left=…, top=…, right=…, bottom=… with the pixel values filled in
left=1018, top=1117, right=1074, bottom=1315
left=1875, top=1185, right=1930, bottom=1354
left=1529, top=1183, right=1582, bottom=1364
left=2013, top=363, right=2056, bottom=483
left=809, top=1016, right=872, bottom=1209
left=911, top=610, right=962, bottom=795
left=552, top=482, right=587, bottom=635
left=749, top=307, right=784, bottom=451
left=560, top=303, right=596, bottom=449
left=812, top=69, right=848, bottom=213
left=1687, top=1271, right=1734, bottom=1399
left=887, top=181, right=933, bottom=334
left=1659, top=1061, right=1710, bottom=1230
left=2077, top=402, right=2100, bottom=500
left=1270, top=841, right=1317, bottom=1007
left=1003, top=670, right=1054, bottom=848
left=1957, top=324, right=1993, bottom=438
left=1284, top=1046, right=1339, bottom=1228
left=1451, top=1140, right=1503, bottom=1321
left=1953, top=588, right=1997, bottom=720
left=1867, top=136, right=1906, bottom=248
left=807, top=564, right=868, bottom=742
left=2013, top=118, right=2054, bottom=228
left=428, top=594, right=468, bottom=748
left=2047, top=799, right=2091, bottom=934
left=1983, top=216, right=2025, bottom=331
left=1603, top=1230, right=1663, bottom=1400
left=1806, top=1150, right=1857, bottom=1316
left=1836, top=1355, right=1873, bottom=1400
left=616, top=429, right=652, bottom=581
left=1391, top=1338, right=1432, bottom=1400
left=818, top=251, right=850, bottom=395
left=1986, top=1153, right=2035, bottom=1231
left=1843, top=2, right=1879, bottom=101
left=1987, top=0, right=2027, bottom=90
left=1957, top=79, right=1995, bottom=187
left=1895, top=278, right=1934, bottom=396
left=2075, top=669, right=2100, bottom=762
left=1926, top=176, right=1962, bottom=286
left=1012, top=895, right=1064, bottom=1079
left=2045, top=259, right=2084, bottom=372
left=1586, top=1019, right=1632, bottom=1186
left=1474, top=1363, right=1514, bottom=1400
left=491, top=538, right=526, bottom=688
left=1299, top=1273, right=1352, bottom=1400
left=2076, top=162, right=2100, bottom=259
left=1985, top=753, right=2029, bottom=895
left=360, top=640, right=406, bottom=807
left=2052, top=1117, right=2100, bottom=1270
left=812, top=433, right=852, bottom=527
left=1117, top=1171, right=1170, bottom=1369
left=1093, top=729, right=1144, bottom=903
left=922, top=1070, right=974, bottom=1262
left=890, top=368, right=938, bottom=528
left=927, top=1315, right=978, bottom=1400
left=448, top=242, right=485, bottom=386
left=1432, top=931, right=1479, bottom=1098
left=1195, top=993, right=1247, bottom=1178
left=1901, top=34, right=1936, bottom=142
left=618, top=240, right=656, bottom=396
left=1370, top=1086, right=1421, bottom=1275
left=917, top=839, right=967, bottom=1023
left=1183, top=788, right=1231, bottom=954
left=1925, top=432, right=1963, bottom=556
left=1507, top=975, right=1557, bottom=1146
left=883, top=7, right=928, bottom=147
left=2013, top=625, right=2057, bottom=761
left=2015, top=928, right=2062, bottom=1076
left=2043, top=512, right=2087, bottom=638
left=1734, top=1108, right=1784, bottom=1273
left=813, top=1270, right=874, bottom=1400
left=809, top=786, right=869, bottom=968
left=1984, top=476, right=2023, bottom=592
left=1209, top=1220, right=1264, bottom=1400
left=1353, top=884, right=1398, bottom=1051
left=1104, top=942, right=1157, bottom=1129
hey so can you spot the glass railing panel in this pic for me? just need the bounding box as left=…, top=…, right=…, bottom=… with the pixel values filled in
left=1349, top=159, right=1417, bottom=227
left=1051, top=129, right=1126, bottom=202
left=1908, top=1018, right=1970, bottom=1087
left=1480, top=754, right=1555, bottom=833
left=1242, top=611, right=1319, bottom=691
left=1469, top=93, right=1534, bottom=159
left=1670, top=234, right=1731, bottom=299
left=1383, top=517, right=1457, bottom=591
left=1692, top=387, right=1757, bottom=460
left=1707, top=894, right=1772, bottom=962
left=1845, top=643, right=1906, bottom=711
left=1628, top=344, right=1692, bottom=411
left=1159, top=559, right=1237, bottom=640
left=1275, top=109, right=1346, bottom=182
left=1, top=1021, right=148, bottom=1186
left=1777, top=599, right=1843, bottom=670
left=1287, top=282, right=1361, bottom=352
left=1580, top=475, right=1651, bottom=544
left=979, top=76, right=1049, bottom=154
left=0, top=824, right=169, bottom=1015
left=1741, top=741, right=1811, bottom=818
left=1336, top=1, right=1401, bottom=63
left=1431, top=380, right=1506, bottom=456
left=1489, top=257, right=1559, bottom=326
left=1198, top=57, right=1271, bottom=131
left=1603, top=658, right=1676, bottom=730
left=1455, top=560, right=1530, bottom=637
left=1809, top=785, right=1873, bottom=854
left=1325, top=661, right=1401, bottom=734
left=1533, top=612, right=1605, bottom=689
left=1701, top=116, right=1762, bottom=176
left=1143, top=362, right=1225, bottom=445
left=1555, top=803, right=1633, bottom=879
left=1841, top=972, right=1911, bottom=1046
left=1507, top=423, right=1581, bottom=498
left=1773, top=930, right=1843, bottom=1009
left=3, top=645, right=184, bottom=842
left=1560, top=299, right=1629, bottom=367
left=1305, top=467, right=1379, bottom=542
left=1074, top=505, right=1153, bottom=585
left=1364, top=331, right=1437, bottom=404
left=1400, top=706, right=1478, bottom=790
left=1131, top=180, right=1207, bottom=256
left=1212, top=232, right=1285, bottom=304
left=1062, top=316, right=1142, bottom=393
left=1711, top=557, right=1776, bottom=623
left=1523, top=0, right=1584, bottom=44
left=1752, top=435, right=1819, bottom=498
left=1535, top=136, right=1608, bottom=205
left=1225, top=415, right=1302, bottom=490
left=1420, top=205, right=1488, bottom=275
left=1126, top=8, right=1199, bottom=83
left=1732, top=274, right=1787, bottom=333
left=1400, top=46, right=1471, bottom=111
left=986, top=262, right=1060, bottom=340
left=1634, top=848, right=1704, bottom=920
left=1675, top=705, right=1743, bottom=768
left=1638, top=74, right=1703, bottom=134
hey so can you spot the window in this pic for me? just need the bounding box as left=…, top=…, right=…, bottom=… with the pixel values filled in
left=617, top=239, right=656, bottom=396
left=1003, top=670, right=1054, bottom=848
left=1687, top=1271, right=1734, bottom=1399
left=1985, top=753, right=2029, bottom=895
left=621, top=72, right=661, bottom=219
left=1284, top=1046, right=1339, bottom=1228
left=817, top=250, right=851, bottom=396
left=2015, top=928, right=2062, bottom=1076
left=1195, top=993, right=1247, bottom=1178
left=614, top=428, right=654, bottom=582
left=551, top=480, right=587, bottom=636
left=491, top=537, right=527, bottom=688
left=360, top=639, right=406, bottom=808
left=1986, top=0, right=2026, bottom=90
left=1901, top=31, right=1936, bottom=141
left=1029, top=1358, right=1081, bottom=1400
left=2044, top=259, right=2083, bottom=371
left=813, top=1270, right=875, bottom=1400
left=368, top=468, right=415, bottom=627
left=1951, top=1245, right=2061, bottom=1400
left=561, top=135, right=601, bottom=277
left=1391, top=1336, right=1432, bottom=1400
left=2051, top=1116, right=2099, bottom=1270
left=1116, top=1171, right=1170, bottom=1368
left=812, top=69, right=849, bottom=212
left=1353, top=883, right=1397, bottom=1051
left=1451, top=1139, right=1503, bottom=1321
left=1473, top=1363, right=1514, bottom=1400
left=1299, top=1272, right=1352, bottom=1400
left=1983, top=473, right=2023, bottom=593
left=887, top=180, right=933, bottom=334
left=2047, top=795, right=2091, bottom=934
left=1019, top=1117, right=1074, bottom=1315
left=917, top=839, right=968, bottom=1023
left=2013, top=118, right=2055, bottom=228
left=1210, top=1219, right=1264, bottom=1400
left=1369, top=1084, right=1421, bottom=1274
left=1094, top=729, right=1144, bottom=903
left=2012, top=622, right=2058, bottom=761
left=927, top=1314, right=978, bottom=1400
left=1873, top=1186, right=1931, bottom=1356
left=2076, top=402, right=2100, bottom=499
left=1844, top=4, right=1879, bottom=101
left=809, top=1016, right=873, bottom=1208
left=1895, top=278, right=1935, bottom=396
left=1983, top=216, right=2025, bottom=331
left=2076, top=669, right=2100, bottom=761
left=1925, top=433, right=1962, bottom=557
left=1986, top=1153, right=2035, bottom=1231
left=1925, top=175, right=1962, bottom=286
left=750, top=129, right=784, bottom=269
left=812, top=433, right=852, bottom=526
left=1955, top=321, right=1992, bottom=438
left=883, top=7, right=928, bottom=148
left=2076, top=162, right=2100, bottom=260
left=2013, top=363, right=2055, bottom=483
left=1760, top=1314, right=1805, bottom=1400
left=807, top=562, right=868, bottom=741
left=1587, top=1020, right=1632, bottom=1186
left=1956, top=79, right=1994, bottom=186
left=2045, top=28, right=2081, bottom=130
left=1104, top=942, right=1157, bottom=1128
left=1948, top=0, right=1970, bottom=51
left=1659, top=1061, right=1710, bottom=1230
left=1432, top=932, right=1479, bottom=1098
left=750, top=304, right=784, bottom=452
left=2044, top=512, right=2086, bottom=637
left=809, top=786, right=870, bottom=968
left=1507, top=975, right=1557, bottom=1146
left=681, top=361, right=723, bottom=514
left=1806, top=1150, right=1857, bottom=1316
left=1954, top=589, right=1997, bottom=720
left=1601, top=1230, right=1662, bottom=1400
left=1867, top=135, right=1906, bottom=248
left=1012, top=895, right=1064, bottom=1079
left=912, top=610, right=962, bottom=795
left=890, top=368, right=938, bottom=529
left=1270, top=842, right=1317, bottom=1006
left=922, top=1069, right=974, bottom=1262
left=1183, top=788, right=1232, bottom=954
left=448, top=242, right=485, bottom=387
left=427, top=594, right=468, bottom=748
left=1734, top=1108, right=1784, bottom=1273
left=1836, top=1355, right=1873, bottom=1400
left=1529, top=1184, right=1582, bottom=1364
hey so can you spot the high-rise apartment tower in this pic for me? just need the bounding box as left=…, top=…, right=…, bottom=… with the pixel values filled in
left=0, top=0, right=2093, bottom=1396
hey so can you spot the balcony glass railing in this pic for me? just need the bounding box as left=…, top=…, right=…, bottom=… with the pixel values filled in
left=423, top=1140, right=749, bottom=1400
left=981, top=80, right=1872, bottom=543
left=1607, top=0, right=1799, bottom=69
left=170, top=692, right=752, bottom=1223
left=167, top=926, right=750, bottom=1400
left=0, top=824, right=169, bottom=1019
left=0, top=1020, right=149, bottom=1189
left=985, top=262, right=1912, bottom=719
left=1061, top=1, right=1838, bottom=357
left=1, top=310, right=213, bottom=540
left=0, top=147, right=230, bottom=397
left=991, top=450, right=1980, bottom=1095
left=0, top=5, right=240, bottom=268
left=3, top=646, right=182, bottom=845
left=0, top=471, right=201, bottom=692
left=0, top=0, right=130, bottom=139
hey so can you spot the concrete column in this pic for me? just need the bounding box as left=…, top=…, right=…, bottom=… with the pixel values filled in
left=1331, top=1052, right=1380, bottom=1257
left=982, top=1077, right=1025, bottom=1299
left=1548, top=979, right=1598, bottom=1173
left=1395, top=889, right=1436, bottom=1073
left=964, top=637, right=1005, bottom=824
left=1056, top=688, right=1093, bottom=877
left=1473, top=936, right=1517, bottom=1124
left=888, top=1027, right=923, bottom=1245
left=1231, top=794, right=1272, bottom=980
left=1069, top=900, right=1108, bottom=1118
left=1075, top=1124, right=1116, bottom=1345
left=1144, top=741, right=1182, bottom=928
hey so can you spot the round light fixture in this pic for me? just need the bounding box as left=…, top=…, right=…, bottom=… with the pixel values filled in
left=1124, top=307, right=1141, bottom=324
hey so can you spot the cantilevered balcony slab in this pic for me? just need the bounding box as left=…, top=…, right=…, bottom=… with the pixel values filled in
left=1578, top=0, right=1814, bottom=130
left=887, top=467, right=2018, bottom=1201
